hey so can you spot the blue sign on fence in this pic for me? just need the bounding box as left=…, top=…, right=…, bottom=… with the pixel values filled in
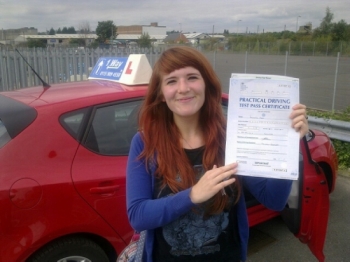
left=89, top=57, right=128, bottom=81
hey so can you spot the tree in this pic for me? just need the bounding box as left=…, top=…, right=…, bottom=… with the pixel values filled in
left=48, top=28, right=55, bottom=35
left=138, top=32, right=152, bottom=48
left=27, top=39, right=46, bottom=48
left=166, top=30, right=180, bottom=35
left=281, top=30, right=298, bottom=41
left=57, top=26, right=77, bottom=34
left=70, top=38, right=86, bottom=47
left=96, top=20, right=116, bottom=43
left=67, top=26, right=76, bottom=34
left=202, top=37, right=220, bottom=51
left=90, top=40, right=99, bottom=49
left=331, top=19, right=350, bottom=41
left=78, top=21, right=91, bottom=35
left=319, top=7, right=334, bottom=34
left=313, top=7, right=334, bottom=38
left=77, top=21, right=92, bottom=47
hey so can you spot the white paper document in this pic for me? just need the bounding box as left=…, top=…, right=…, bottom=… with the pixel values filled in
left=225, top=74, right=300, bottom=180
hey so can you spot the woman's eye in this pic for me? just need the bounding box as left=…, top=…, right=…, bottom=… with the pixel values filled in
left=166, top=80, right=176, bottom=85
left=188, top=76, right=198, bottom=81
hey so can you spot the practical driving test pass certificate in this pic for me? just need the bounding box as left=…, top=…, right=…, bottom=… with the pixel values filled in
left=225, top=74, right=300, bottom=180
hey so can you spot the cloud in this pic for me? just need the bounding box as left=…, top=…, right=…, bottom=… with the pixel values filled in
left=0, top=0, right=349, bottom=33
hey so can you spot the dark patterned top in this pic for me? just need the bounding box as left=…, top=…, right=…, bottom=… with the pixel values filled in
left=153, top=147, right=241, bottom=262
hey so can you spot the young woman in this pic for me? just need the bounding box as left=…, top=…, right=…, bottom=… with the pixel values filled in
left=126, top=46, right=309, bottom=262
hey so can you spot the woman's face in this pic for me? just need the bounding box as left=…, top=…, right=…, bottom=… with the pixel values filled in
left=161, top=67, right=205, bottom=120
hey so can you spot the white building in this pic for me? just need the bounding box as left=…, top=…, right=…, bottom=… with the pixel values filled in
left=116, top=22, right=167, bottom=46
left=14, top=34, right=98, bottom=46
left=183, top=33, right=211, bottom=45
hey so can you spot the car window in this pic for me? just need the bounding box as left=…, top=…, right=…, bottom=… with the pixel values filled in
left=0, top=94, right=37, bottom=141
left=60, top=108, right=90, bottom=140
left=84, top=100, right=142, bottom=156
left=0, top=119, right=11, bottom=148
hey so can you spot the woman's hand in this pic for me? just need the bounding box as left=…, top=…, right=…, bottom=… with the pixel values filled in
left=189, top=163, right=237, bottom=204
left=289, top=103, right=309, bottom=138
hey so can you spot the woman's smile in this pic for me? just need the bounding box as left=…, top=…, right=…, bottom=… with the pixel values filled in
left=161, top=67, right=205, bottom=119
left=177, top=96, right=194, bottom=102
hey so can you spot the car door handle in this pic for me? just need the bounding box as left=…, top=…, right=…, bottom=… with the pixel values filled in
left=90, top=185, right=120, bottom=194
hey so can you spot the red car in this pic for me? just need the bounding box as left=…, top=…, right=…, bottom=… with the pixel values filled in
left=0, top=77, right=337, bottom=261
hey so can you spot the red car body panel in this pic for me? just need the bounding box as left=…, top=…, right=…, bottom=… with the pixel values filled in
left=307, top=129, right=338, bottom=193
left=0, top=81, right=337, bottom=261
left=297, top=138, right=330, bottom=262
left=71, top=148, right=131, bottom=241
left=247, top=205, right=279, bottom=227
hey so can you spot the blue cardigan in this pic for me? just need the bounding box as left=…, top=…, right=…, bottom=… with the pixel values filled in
left=126, top=132, right=292, bottom=261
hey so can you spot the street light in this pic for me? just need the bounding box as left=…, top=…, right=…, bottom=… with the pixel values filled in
left=296, top=15, right=301, bottom=33
left=237, top=20, right=242, bottom=35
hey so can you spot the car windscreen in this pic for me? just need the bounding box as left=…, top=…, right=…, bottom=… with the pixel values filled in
left=0, top=94, right=37, bottom=148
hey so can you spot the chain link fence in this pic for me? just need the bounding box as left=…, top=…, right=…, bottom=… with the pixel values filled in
left=215, top=41, right=349, bottom=57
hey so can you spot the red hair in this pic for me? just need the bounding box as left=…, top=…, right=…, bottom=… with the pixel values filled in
left=139, top=46, right=240, bottom=215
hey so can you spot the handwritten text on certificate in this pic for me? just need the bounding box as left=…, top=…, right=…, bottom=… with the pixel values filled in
left=225, top=74, right=300, bottom=180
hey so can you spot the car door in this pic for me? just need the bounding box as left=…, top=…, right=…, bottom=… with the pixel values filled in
left=70, top=99, right=142, bottom=242
left=281, top=137, right=329, bottom=262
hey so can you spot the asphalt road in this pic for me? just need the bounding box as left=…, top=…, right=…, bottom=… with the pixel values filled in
left=203, top=52, right=350, bottom=112
left=246, top=173, right=350, bottom=262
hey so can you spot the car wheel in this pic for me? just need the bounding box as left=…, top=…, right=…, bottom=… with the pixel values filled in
left=27, top=236, right=109, bottom=262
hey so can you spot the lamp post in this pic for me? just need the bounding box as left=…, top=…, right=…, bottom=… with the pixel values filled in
left=237, top=20, right=242, bottom=35
left=296, top=15, right=301, bottom=33
left=179, top=23, right=182, bottom=33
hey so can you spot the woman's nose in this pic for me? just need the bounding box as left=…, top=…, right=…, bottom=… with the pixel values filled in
left=178, top=79, right=189, bottom=93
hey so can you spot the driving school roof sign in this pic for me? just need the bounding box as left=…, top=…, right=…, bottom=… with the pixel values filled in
left=89, top=57, right=127, bottom=81
left=88, top=54, right=152, bottom=85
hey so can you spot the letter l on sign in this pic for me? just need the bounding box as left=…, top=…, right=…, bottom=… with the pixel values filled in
left=125, top=61, right=133, bottom=74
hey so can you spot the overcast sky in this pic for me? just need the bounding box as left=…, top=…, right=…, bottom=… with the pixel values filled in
left=1, top=0, right=349, bottom=34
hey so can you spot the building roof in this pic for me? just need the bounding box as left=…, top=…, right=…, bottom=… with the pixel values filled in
left=183, top=33, right=210, bottom=39
left=164, top=33, right=182, bottom=42
left=116, top=34, right=167, bottom=40
left=211, top=34, right=225, bottom=39
left=14, top=33, right=166, bottom=44
left=18, top=34, right=98, bottom=39
left=163, top=32, right=190, bottom=43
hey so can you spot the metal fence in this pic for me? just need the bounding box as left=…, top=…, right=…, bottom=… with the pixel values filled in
left=0, top=47, right=162, bottom=90
left=222, top=41, right=350, bottom=57
left=308, top=117, right=350, bottom=143
left=1, top=46, right=349, bottom=112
